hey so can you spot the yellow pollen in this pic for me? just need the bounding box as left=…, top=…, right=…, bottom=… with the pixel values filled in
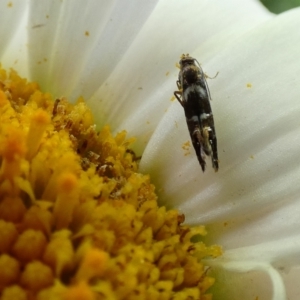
left=26, top=109, right=50, bottom=160
left=0, top=196, right=26, bottom=223
left=1, top=285, right=27, bottom=300
left=75, top=248, right=109, bottom=281
left=12, top=229, right=47, bottom=263
left=0, top=220, right=18, bottom=252
left=54, top=173, right=79, bottom=230
left=0, top=254, right=20, bottom=288
left=63, top=281, right=95, bottom=300
left=0, top=66, right=222, bottom=299
left=1, top=131, right=23, bottom=157
left=0, top=128, right=26, bottom=181
left=0, top=89, right=8, bottom=107
left=43, top=230, right=75, bottom=277
left=20, top=260, right=54, bottom=292
left=57, top=172, right=78, bottom=193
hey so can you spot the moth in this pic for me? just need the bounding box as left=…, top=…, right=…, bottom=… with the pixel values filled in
left=174, top=54, right=219, bottom=172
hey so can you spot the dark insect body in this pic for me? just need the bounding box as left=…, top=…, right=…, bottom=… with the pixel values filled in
left=174, top=54, right=219, bottom=172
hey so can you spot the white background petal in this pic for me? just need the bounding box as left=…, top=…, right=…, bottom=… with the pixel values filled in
left=87, top=0, right=271, bottom=148
left=1, top=0, right=271, bottom=142
left=139, top=11, right=300, bottom=298
left=2, top=0, right=299, bottom=298
left=140, top=5, right=300, bottom=244
left=0, top=0, right=29, bottom=76
left=209, top=236, right=300, bottom=299
left=208, top=262, right=285, bottom=300
left=26, top=0, right=159, bottom=99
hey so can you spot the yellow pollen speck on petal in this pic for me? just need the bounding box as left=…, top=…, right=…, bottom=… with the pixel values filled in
left=0, top=66, right=222, bottom=299
left=182, top=140, right=191, bottom=156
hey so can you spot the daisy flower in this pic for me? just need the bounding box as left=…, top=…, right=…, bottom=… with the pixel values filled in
left=1, top=0, right=300, bottom=299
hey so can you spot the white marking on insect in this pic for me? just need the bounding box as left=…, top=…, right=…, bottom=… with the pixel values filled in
left=200, top=113, right=212, bottom=120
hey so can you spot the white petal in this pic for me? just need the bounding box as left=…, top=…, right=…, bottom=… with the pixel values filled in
left=26, top=0, right=160, bottom=99
left=207, top=235, right=300, bottom=299
left=87, top=0, right=271, bottom=147
left=282, top=266, right=300, bottom=299
left=140, top=7, right=300, bottom=249
left=208, top=261, right=286, bottom=300
left=0, top=0, right=29, bottom=76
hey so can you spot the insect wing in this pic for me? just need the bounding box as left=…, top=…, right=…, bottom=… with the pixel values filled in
left=174, top=54, right=219, bottom=172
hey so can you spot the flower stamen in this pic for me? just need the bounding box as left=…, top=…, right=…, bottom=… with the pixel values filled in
left=0, top=66, right=221, bottom=299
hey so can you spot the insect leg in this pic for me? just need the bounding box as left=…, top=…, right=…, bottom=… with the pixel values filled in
left=204, top=71, right=219, bottom=79
left=174, top=91, right=184, bottom=107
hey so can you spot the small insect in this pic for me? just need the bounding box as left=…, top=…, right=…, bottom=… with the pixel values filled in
left=174, top=54, right=219, bottom=172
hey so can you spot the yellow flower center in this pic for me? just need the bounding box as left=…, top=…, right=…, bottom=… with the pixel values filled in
left=0, top=66, right=222, bottom=299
